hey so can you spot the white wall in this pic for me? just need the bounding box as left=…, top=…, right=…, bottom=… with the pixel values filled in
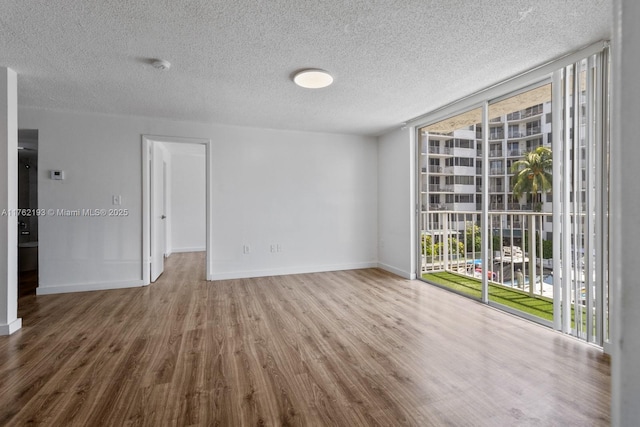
left=166, top=143, right=206, bottom=253
left=0, top=68, right=20, bottom=335
left=377, top=127, right=415, bottom=279
left=18, top=108, right=378, bottom=292
left=611, top=0, right=640, bottom=424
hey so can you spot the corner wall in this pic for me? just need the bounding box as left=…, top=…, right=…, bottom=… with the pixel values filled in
left=611, top=0, right=640, bottom=424
left=377, top=127, right=415, bottom=279
left=0, top=68, right=20, bottom=334
left=18, top=108, right=378, bottom=292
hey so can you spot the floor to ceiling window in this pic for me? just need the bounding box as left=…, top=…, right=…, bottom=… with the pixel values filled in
left=486, top=83, right=553, bottom=323
left=419, top=108, right=483, bottom=299
left=417, top=43, right=610, bottom=347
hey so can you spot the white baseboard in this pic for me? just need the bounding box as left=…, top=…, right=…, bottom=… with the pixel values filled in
left=171, top=247, right=206, bottom=254
left=36, top=279, right=146, bottom=295
left=0, top=318, right=22, bottom=335
left=377, top=262, right=413, bottom=279
left=207, top=261, right=379, bottom=281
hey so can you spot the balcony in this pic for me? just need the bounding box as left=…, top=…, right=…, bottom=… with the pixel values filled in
left=526, top=127, right=541, bottom=136
left=507, top=112, right=522, bottom=121
left=428, top=184, right=453, bottom=192
left=473, top=126, right=506, bottom=140
left=506, top=106, right=543, bottom=122
left=428, top=146, right=453, bottom=155
left=428, top=132, right=454, bottom=138
left=489, top=150, right=503, bottom=158
left=508, top=131, right=526, bottom=138
left=420, top=210, right=554, bottom=321
left=428, top=204, right=451, bottom=211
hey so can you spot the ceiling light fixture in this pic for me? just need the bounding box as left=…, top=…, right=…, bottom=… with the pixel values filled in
left=293, top=69, right=333, bottom=89
left=151, top=59, right=171, bottom=70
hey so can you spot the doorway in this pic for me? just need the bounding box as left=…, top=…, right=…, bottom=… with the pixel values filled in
left=142, top=135, right=212, bottom=284
left=17, top=129, right=38, bottom=297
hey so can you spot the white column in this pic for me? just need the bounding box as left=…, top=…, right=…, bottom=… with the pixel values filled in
left=0, top=67, right=20, bottom=335
left=612, top=0, right=640, bottom=424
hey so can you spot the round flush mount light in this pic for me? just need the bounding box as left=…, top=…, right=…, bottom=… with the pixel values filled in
left=151, top=59, right=171, bottom=70
left=293, top=69, right=333, bottom=89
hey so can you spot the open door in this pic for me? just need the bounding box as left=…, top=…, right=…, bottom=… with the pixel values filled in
left=150, top=143, right=167, bottom=282
left=142, top=134, right=213, bottom=285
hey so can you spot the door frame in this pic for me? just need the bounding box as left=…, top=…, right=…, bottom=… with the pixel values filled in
left=142, top=135, right=212, bottom=284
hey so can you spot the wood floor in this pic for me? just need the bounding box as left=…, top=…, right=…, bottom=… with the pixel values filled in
left=1, top=253, right=610, bottom=426
left=18, top=269, right=38, bottom=298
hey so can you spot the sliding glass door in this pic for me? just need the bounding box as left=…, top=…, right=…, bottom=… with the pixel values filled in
left=417, top=47, right=610, bottom=346
left=486, top=83, right=554, bottom=324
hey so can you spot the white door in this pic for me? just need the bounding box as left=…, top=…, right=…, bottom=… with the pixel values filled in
left=150, top=143, right=166, bottom=282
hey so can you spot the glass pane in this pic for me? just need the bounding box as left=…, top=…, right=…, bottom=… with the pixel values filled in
left=487, top=84, right=553, bottom=322
left=416, top=51, right=609, bottom=346
left=419, top=108, right=483, bottom=299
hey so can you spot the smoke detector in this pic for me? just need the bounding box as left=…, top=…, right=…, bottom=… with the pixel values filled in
left=151, top=59, right=171, bottom=70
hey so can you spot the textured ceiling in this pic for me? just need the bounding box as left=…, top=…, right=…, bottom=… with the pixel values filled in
left=0, top=1, right=611, bottom=136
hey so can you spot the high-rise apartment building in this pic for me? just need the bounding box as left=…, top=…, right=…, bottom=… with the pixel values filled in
left=419, top=99, right=554, bottom=240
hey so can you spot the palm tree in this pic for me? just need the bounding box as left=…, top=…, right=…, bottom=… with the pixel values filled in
left=510, top=146, right=552, bottom=211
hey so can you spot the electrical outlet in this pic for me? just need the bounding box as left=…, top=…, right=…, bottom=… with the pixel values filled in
left=243, top=245, right=250, bottom=254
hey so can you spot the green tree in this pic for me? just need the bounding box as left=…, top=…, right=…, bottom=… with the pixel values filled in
left=421, top=234, right=465, bottom=257
left=511, top=146, right=552, bottom=211
left=437, top=238, right=465, bottom=257
left=492, top=235, right=502, bottom=253
left=421, top=234, right=435, bottom=256
left=527, top=232, right=553, bottom=259
left=542, top=239, right=552, bottom=259
left=464, top=222, right=481, bottom=253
